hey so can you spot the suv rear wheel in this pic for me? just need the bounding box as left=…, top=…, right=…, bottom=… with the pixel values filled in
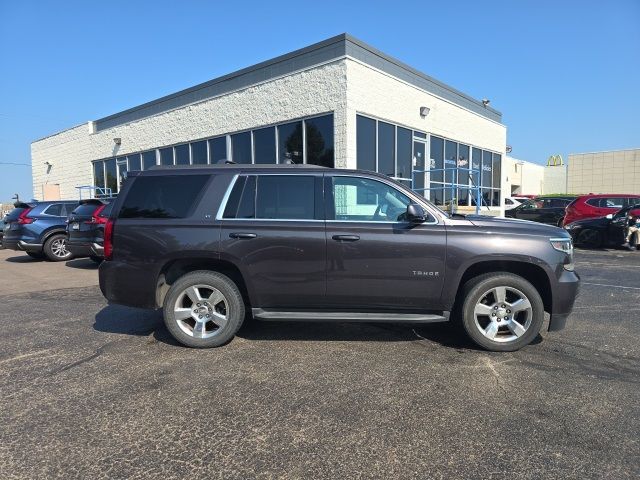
left=458, top=273, right=544, bottom=352
left=43, top=234, right=72, bottom=262
left=163, top=271, right=245, bottom=348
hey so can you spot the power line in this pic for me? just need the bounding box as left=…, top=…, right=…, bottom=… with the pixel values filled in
left=0, top=162, right=31, bottom=166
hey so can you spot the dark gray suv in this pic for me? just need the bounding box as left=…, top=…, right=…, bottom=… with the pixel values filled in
left=99, top=164, right=579, bottom=351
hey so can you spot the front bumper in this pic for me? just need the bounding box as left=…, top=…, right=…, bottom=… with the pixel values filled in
left=548, top=269, right=580, bottom=331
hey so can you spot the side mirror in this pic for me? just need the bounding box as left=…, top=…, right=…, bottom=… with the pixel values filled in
left=407, top=204, right=426, bottom=223
left=605, top=214, right=613, bottom=220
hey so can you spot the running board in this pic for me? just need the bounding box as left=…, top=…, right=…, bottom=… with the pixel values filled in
left=252, top=309, right=449, bottom=323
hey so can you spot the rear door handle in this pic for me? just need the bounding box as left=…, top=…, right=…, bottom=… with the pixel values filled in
left=229, top=232, right=257, bottom=239
left=332, top=234, right=360, bottom=242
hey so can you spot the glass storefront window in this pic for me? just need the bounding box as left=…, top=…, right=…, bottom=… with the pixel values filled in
left=305, top=115, right=334, bottom=168
left=191, top=141, right=207, bottom=164
left=159, top=147, right=174, bottom=166
left=231, top=132, right=252, bottom=164
left=93, top=161, right=105, bottom=189
left=356, top=115, right=376, bottom=172
left=396, top=127, right=412, bottom=180
left=105, top=158, right=117, bottom=194
left=482, top=150, right=493, bottom=188
left=175, top=144, right=189, bottom=165
left=142, top=151, right=156, bottom=170
left=127, top=153, right=141, bottom=171
left=377, top=121, right=395, bottom=177
left=253, top=127, right=276, bottom=164
left=278, top=121, right=303, bottom=164
left=209, top=137, right=227, bottom=164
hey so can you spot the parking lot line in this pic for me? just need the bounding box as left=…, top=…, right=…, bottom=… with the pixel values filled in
left=582, top=282, right=640, bottom=291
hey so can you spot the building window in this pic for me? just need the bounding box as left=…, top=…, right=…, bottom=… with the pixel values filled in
left=305, top=114, right=334, bottom=168
left=142, top=151, right=156, bottom=170
left=430, top=136, right=444, bottom=205
left=278, top=121, right=303, bottom=164
left=209, top=137, right=227, bottom=163
left=377, top=121, right=395, bottom=177
left=105, top=158, right=117, bottom=194
left=356, top=115, right=376, bottom=173
left=175, top=144, right=189, bottom=165
left=159, top=147, right=174, bottom=166
left=128, top=153, right=141, bottom=171
left=231, top=132, right=252, bottom=164
left=253, top=127, right=276, bottom=164
left=93, top=161, right=105, bottom=189
left=396, top=127, right=412, bottom=183
left=191, top=141, right=207, bottom=165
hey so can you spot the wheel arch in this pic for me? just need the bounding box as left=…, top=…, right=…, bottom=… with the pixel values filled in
left=41, top=227, right=68, bottom=244
left=155, top=257, right=252, bottom=310
left=453, top=260, right=552, bottom=314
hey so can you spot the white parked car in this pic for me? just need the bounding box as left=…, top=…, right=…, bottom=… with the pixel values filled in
left=505, top=196, right=531, bottom=210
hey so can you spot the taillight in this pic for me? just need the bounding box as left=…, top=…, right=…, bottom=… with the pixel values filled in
left=18, top=208, right=34, bottom=224
left=104, top=218, right=114, bottom=260
left=85, top=204, right=107, bottom=224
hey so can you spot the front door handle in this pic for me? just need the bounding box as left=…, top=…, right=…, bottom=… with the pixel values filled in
left=229, top=232, right=257, bottom=239
left=332, top=234, right=360, bottom=242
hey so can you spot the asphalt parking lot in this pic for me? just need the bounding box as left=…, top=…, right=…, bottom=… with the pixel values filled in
left=0, top=248, right=638, bottom=479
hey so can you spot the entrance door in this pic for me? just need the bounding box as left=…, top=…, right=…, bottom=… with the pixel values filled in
left=325, top=174, right=447, bottom=311
left=412, top=140, right=427, bottom=200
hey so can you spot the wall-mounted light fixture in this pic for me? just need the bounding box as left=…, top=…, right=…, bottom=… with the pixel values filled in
left=419, top=106, right=430, bottom=118
left=44, top=161, right=52, bottom=174
left=113, top=137, right=122, bottom=145
left=482, top=99, right=491, bottom=107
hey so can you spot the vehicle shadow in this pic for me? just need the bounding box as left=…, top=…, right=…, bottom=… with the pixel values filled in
left=65, top=258, right=99, bottom=270
left=93, top=305, right=180, bottom=346
left=4, top=254, right=42, bottom=263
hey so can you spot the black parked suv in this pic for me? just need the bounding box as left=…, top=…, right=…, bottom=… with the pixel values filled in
left=99, top=165, right=579, bottom=352
left=66, top=199, right=112, bottom=263
left=504, top=195, right=577, bottom=227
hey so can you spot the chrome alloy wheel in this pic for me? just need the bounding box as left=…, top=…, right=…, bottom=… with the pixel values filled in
left=473, top=286, right=533, bottom=343
left=51, top=238, right=69, bottom=258
left=173, top=284, right=228, bottom=339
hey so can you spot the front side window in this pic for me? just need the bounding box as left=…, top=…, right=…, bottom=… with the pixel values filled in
left=331, top=176, right=424, bottom=223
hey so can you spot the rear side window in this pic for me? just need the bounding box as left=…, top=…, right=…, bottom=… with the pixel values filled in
left=72, top=203, right=102, bottom=216
left=119, top=175, right=210, bottom=219
left=43, top=204, right=63, bottom=216
left=223, top=175, right=318, bottom=220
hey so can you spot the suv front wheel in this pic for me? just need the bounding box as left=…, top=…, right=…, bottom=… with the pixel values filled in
left=458, top=273, right=544, bottom=352
left=163, top=271, right=245, bottom=348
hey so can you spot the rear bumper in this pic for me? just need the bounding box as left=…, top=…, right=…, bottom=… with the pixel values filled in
left=67, top=241, right=104, bottom=258
left=3, top=239, right=43, bottom=253
left=548, top=269, right=580, bottom=331
left=99, top=260, right=158, bottom=310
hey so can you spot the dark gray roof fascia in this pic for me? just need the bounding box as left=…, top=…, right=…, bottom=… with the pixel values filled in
left=92, top=33, right=501, bottom=131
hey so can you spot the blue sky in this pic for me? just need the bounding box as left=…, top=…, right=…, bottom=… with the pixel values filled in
left=0, top=0, right=638, bottom=201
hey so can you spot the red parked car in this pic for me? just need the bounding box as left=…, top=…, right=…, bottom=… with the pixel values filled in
left=563, top=194, right=640, bottom=226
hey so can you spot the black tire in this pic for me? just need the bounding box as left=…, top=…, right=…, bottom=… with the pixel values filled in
left=557, top=217, right=564, bottom=228
left=43, top=234, right=73, bottom=262
left=26, top=251, right=46, bottom=260
left=456, top=272, right=545, bottom=352
left=163, top=270, right=245, bottom=348
left=90, top=256, right=103, bottom=264
left=576, top=229, right=603, bottom=249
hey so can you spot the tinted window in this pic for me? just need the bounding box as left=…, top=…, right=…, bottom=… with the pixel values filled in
left=481, top=150, right=492, bottom=188
left=278, top=121, right=303, bottom=164
left=253, top=127, right=276, bottom=164
left=209, top=137, right=227, bottom=163
left=93, top=161, right=105, bottom=188
left=191, top=141, right=208, bottom=165
left=43, top=204, right=63, bottom=216
left=105, top=158, right=117, bottom=194
left=128, top=154, right=141, bottom=171
left=396, top=127, right=412, bottom=180
left=175, top=144, right=190, bottom=165
left=377, top=121, right=395, bottom=177
left=236, top=176, right=256, bottom=219
left=159, top=147, right=174, bottom=166
left=429, top=136, right=444, bottom=205
left=119, top=175, right=210, bottom=218
left=72, top=203, right=102, bottom=216
left=356, top=115, right=376, bottom=172
left=100, top=203, right=113, bottom=217
left=492, top=153, right=502, bottom=190
left=332, top=176, right=421, bottom=223
left=444, top=140, right=457, bottom=184
left=223, top=176, right=247, bottom=218
left=142, top=151, right=157, bottom=170
left=231, top=132, right=252, bottom=164
left=305, top=115, right=334, bottom=168
left=255, top=176, right=314, bottom=219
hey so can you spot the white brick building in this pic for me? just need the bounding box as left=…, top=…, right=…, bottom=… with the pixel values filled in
left=32, top=34, right=507, bottom=212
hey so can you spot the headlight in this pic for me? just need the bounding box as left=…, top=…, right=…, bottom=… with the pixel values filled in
left=550, top=238, right=574, bottom=271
